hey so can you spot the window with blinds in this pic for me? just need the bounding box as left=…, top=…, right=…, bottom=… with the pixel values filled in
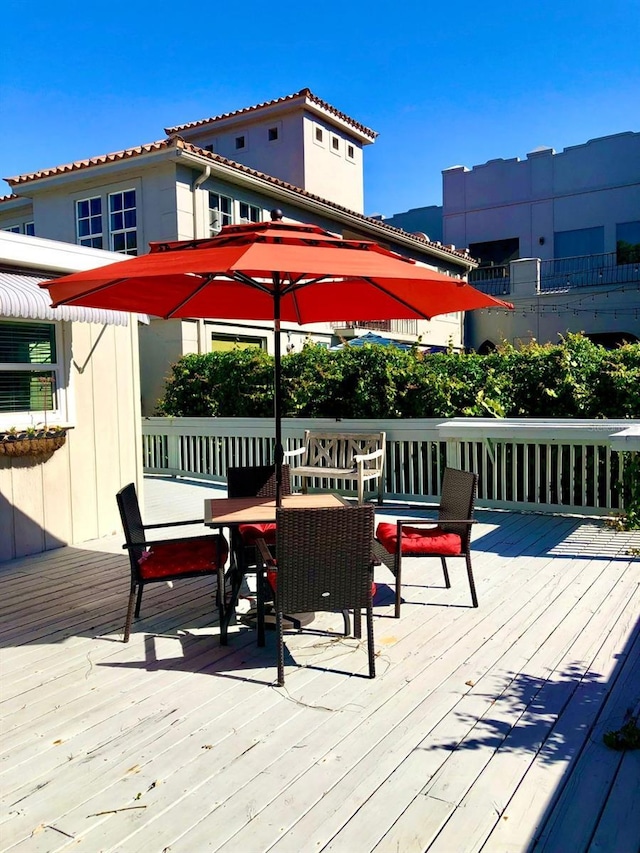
left=0, top=321, right=58, bottom=414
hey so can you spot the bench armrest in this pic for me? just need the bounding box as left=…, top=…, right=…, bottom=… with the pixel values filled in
left=354, top=448, right=385, bottom=463
left=283, top=446, right=306, bottom=461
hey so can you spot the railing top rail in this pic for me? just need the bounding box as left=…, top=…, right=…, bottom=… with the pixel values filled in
left=437, top=417, right=640, bottom=442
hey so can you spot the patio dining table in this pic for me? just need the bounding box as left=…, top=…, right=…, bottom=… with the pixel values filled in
left=204, top=492, right=349, bottom=643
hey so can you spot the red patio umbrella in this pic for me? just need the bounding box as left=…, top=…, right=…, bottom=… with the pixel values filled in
left=42, top=215, right=512, bottom=502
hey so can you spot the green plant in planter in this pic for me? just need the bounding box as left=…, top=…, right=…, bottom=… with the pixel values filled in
left=0, top=424, right=69, bottom=457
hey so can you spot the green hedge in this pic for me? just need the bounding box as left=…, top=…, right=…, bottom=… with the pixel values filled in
left=156, top=333, right=640, bottom=420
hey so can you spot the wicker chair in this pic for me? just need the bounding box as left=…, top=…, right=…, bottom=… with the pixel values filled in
left=226, top=464, right=291, bottom=570
left=256, top=504, right=376, bottom=686
left=116, top=483, right=228, bottom=642
left=372, top=468, right=479, bottom=617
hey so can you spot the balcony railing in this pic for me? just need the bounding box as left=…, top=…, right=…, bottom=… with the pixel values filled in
left=540, top=252, right=640, bottom=292
left=141, top=416, right=640, bottom=516
left=467, top=265, right=511, bottom=296
left=330, top=319, right=419, bottom=335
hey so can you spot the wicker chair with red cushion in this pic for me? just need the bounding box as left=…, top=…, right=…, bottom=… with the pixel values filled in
left=372, top=468, right=479, bottom=617
left=227, top=464, right=291, bottom=570
left=116, top=483, right=228, bottom=642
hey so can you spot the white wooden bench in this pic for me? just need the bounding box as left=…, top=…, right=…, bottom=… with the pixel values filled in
left=284, top=430, right=386, bottom=504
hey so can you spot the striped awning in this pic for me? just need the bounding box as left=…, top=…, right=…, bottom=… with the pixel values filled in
left=0, top=270, right=131, bottom=326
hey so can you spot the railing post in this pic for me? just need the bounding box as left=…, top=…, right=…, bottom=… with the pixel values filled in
left=446, top=438, right=461, bottom=470
left=166, top=427, right=180, bottom=473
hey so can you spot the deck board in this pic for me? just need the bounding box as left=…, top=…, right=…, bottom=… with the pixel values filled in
left=1, top=475, right=638, bottom=853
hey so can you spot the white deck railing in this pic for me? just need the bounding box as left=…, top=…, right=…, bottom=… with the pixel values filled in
left=141, top=416, right=640, bottom=516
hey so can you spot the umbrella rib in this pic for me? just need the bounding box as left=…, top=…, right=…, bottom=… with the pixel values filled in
left=361, top=277, right=434, bottom=320
left=50, top=277, right=129, bottom=307
left=233, top=271, right=274, bottom=294
left=164, top=274, right=217, bottom=317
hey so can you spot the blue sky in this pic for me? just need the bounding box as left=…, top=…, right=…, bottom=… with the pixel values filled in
left=1, top=0, right=638, bottom=218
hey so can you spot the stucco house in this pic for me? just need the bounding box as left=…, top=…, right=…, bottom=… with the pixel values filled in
left=0, top=89, right=476, bottom=415
left=381, top=130, right=640, bottom=350
left=442, top=131, right=640, bottom=350
left=0, top=231, right=143, bottom=559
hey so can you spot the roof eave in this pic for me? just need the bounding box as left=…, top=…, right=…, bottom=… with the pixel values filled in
left=174, top=148, right=475, bottom=271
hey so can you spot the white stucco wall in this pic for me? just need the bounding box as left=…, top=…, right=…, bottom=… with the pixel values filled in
left=443, top=132, right=640, bottom=259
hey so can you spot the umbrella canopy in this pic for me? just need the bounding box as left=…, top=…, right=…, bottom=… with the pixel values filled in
left=42, top=217, right=512, bottom=502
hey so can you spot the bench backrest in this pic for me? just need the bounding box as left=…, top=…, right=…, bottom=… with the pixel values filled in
left=302, top=430, right=386, bottom=469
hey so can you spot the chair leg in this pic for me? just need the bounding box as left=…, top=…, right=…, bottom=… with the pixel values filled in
left=353, top=608, right=361, bottom=639
left=134, top=583, right=144, bottom=618
left=366, top=601, right=376, bottom=678
left=217, top=566, right=228, bottom=645
left=277, top=609, right=285, bottom=687
left=256, top=569, right=266, bottom=648
left=357, top=477, right=364, bottom=505
left=394, top=558, right=402, bottom=619
left=341, top=609, right=351, bottom=636
left=466, top=553, right=479, bottom=608
left=441, top=557, right=451, bottom=589
left=124, top=587, right=137, bottom=643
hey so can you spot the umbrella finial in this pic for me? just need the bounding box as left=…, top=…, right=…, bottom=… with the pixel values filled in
left=270, top=209, right=284, bottom=221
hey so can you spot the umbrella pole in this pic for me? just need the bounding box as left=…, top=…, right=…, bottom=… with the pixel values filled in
left=273, top=283, right=283, bottom=507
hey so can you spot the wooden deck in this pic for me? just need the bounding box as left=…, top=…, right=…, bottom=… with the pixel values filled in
left=1, top=476, right=639, bottom=853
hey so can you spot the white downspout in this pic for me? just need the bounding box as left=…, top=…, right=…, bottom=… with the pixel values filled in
left=192, top=165, right=211, bottom=239
left=192, top=164, right=211, bottom=353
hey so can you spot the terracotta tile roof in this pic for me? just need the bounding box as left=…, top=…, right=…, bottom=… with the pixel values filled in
left=0, top=193, right=27, bottom=204
left=3, top=137, right=472, bottom=265
left=175, top=141, right=469, bottom=263
left=164, top=88, right=378, bottom=141
left=4, top=140, right=175, bottom=187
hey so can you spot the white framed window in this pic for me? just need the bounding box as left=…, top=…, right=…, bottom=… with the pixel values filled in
left=211, top=333, right=266, bottom=352
left=330, top=134, right=341, bottom=155
left=234, top=134, right=247, bottom=151
left=346, top=143, right=356, bottom=162
left=238, top=202, right=261, bottom=223
left=2, top=222, right=33, bottom=235
left=76, top=196, right=103, bottom=249
left=0, top=320, right=64, bottom=425
left=208, top=192, right=233, bottom=234
left=313, top=125, right=325, bottom=147
left=109, top=189, right=137, bottom=255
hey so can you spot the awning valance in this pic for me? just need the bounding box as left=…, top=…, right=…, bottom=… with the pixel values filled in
left=0, top=270, right=131, bottom=326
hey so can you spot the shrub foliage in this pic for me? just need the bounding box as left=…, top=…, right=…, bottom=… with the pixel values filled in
left=156, top=333, right=640, bottom=421
left=155, top=333, right=640, bottom=528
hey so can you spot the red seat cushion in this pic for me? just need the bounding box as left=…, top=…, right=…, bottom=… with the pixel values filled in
left=138, top=535, right=228, bottom=579
left=376, top=522, right=461, bottom=556
left=238, top=522, right=277, bottom=546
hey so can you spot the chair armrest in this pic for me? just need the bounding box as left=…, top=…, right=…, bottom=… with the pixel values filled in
left=122, top=531, right=224, bottom=550
left=283, top=446, right=306, bottom=461
left=353, top=448, right=384, bottom=463
left=255, top=537, right=276, bottom=566
left=396, top=518, right=476, bottom=529
left=143, top=519, right=206, bottom=530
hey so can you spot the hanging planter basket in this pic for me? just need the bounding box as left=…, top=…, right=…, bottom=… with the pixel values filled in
left=0, top=428, right=69, bottom=458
